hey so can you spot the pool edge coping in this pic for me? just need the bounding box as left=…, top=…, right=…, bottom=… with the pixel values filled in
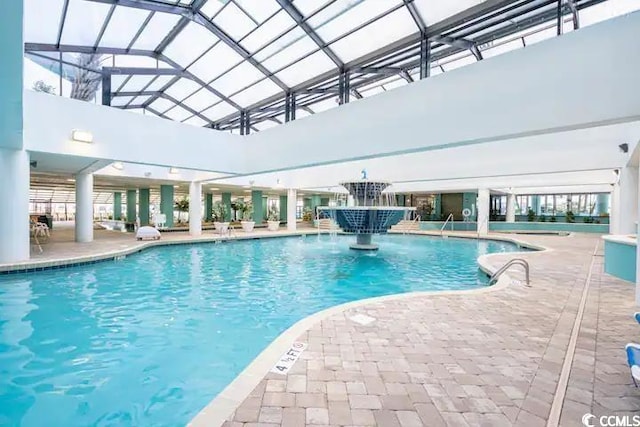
left=187, top=231, right=549, bottom=427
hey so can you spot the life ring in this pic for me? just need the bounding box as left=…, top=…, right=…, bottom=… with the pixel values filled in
left=462, top=208, right=471, bottom=217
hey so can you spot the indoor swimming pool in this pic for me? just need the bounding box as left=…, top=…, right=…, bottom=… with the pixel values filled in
left=0, top=234, right=527, bottom=426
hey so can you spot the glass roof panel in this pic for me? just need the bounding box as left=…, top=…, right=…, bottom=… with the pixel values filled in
left=112, top=75, right=128, bottom=91
left=183, top=116, right=210, bottom=127
left=307, top=97, right=338, bottom=113
left=235, top=0, right=281, bottom=23
left=164, top=22, right=219, bottom=67
left=111, top=96, right=136, bottom=107
left=522, top=24, right=557, bottom=46
left=329, top=7, right=415, bottom=62
left=240, top=10, right=296, bottom=53
left=130, top=12, right=181, bottom=50
left=200, top=0, right=227, bottom=19
left=164, top=78, right=202, bottom=100
left=312, top=0, right=396, bottom=41
left=201, top=101, right=238, bottom=121
left=182, top=88, right=221, bottom=111
left=99, top=6, right=151, bottom=48
left=580, top=0, right=640, bottom=27
left=293, top=0, right=333, bottom=17
left=145, top=75, right=175, bottom=92
left=359, top=85, right=385, bottom=97
left=25, top=0, right=64, bottom=43
left=230, top=79, right=283, bottom=107
left=253, top=120, right=278, bottom=131
left=275, top=50, right=336, bottom=86
left=261, top=36, right=318, bottom=72
left=164, top=105, right=194, bottom=122
left=209, top=62, right=265, bottom=95
left=132, top=95, right=151, bottom=105
left=149, top=98, right=175, bottom=113
left=188, top=43, right=244, bottom=82
left=120, top=75, right=155, bottom=92
left=60, top=0, right=112, bottom=46
left=480, top=38, right=524, bottom=59
left=413, top=0, right=486, bottom=26
left=212, top=1, right=257, bottom=41
left=440, top=54, right=477, bottom=72
left=253, top=27, right=307, bottom=62
left=113, top=55, right=170, bottom=68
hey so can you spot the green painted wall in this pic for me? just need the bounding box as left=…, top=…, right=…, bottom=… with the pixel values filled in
left=221, top=192, right=232, bottom=222
left=252, top=190, right=264, bottom=223
left=604, top=240, right=636, bottom=282
left=462, top=192, right=477, bottom=220
left=113, top=192, right=122, bottom=220
left=139, top=188, right=150, bottom=225
left=303, top=197, right=311, bottom=211
left=262, top=196, right=268, bottom=221
left=0, top=0, right=23, bottom=150
left=434, top=194, right=442, bottom=219
left=204, top=193, right=213, bottom=221
left=311, top=195, right=321, bottom=216
left=160, top=185, right=174, bottom=227
left=320, top=197, right=330, bottom=206
left=597, top=194, right=610, bottom=215
left=126, top=190, right=137, bottom=223
left=396, top=195, right=406, bottom=206
left=279, top=195, right=287, bottom=222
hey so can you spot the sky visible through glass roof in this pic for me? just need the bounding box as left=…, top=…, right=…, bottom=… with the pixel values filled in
left=23, top=0, right=640, bottom=132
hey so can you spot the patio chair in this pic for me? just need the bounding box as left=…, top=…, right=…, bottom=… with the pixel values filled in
left=625, top=343, right=640, bottom=387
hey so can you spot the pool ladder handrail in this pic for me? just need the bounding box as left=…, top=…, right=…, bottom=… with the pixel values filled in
left=488, top=258, right=531, bottom=287
left=441, top=213, right=454, bottom=235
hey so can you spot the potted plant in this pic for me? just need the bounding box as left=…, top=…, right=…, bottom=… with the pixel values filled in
left=565, top=210, right=575, bottom=223
left=238, top=200, right=255, bottom=232
left=527, top=208, right=536, bottom=222
left=267, top=203, right=280, bottom=231
left=212, top=201, right=229, bottom=233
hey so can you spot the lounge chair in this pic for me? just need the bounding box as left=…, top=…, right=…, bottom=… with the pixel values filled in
left=625, top=343, right=640, bottom=386
left=135, top=226, right=161, bottom=241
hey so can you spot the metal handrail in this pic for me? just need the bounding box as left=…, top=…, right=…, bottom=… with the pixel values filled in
left=441, top=213, right=454, bottom=234
left=488, top=258, right=530, bottom=286
left=413, top=215, right=421, bottom=222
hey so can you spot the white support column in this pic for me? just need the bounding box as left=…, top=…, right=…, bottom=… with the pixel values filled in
left=0, top=148, right=30, bottom=263
left=189, top=181, right=202, bottom=237
left=506, top=193, right=516, bottom=223
left=477, top=188, right=490, bottom=236
left=619, top=166, right=638, bottom=235
left=610, top=182, right=620, bottom=234
left=75, top=172, right=94, bottom=243
left=287, top=189, right=297, bottom=231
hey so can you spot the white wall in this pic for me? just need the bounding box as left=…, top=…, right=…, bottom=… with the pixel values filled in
left=213, top=123, right=636, bottom=190
left=244, top=11, right=640, bottom=173
left=23, top=91, right=245, bottom=173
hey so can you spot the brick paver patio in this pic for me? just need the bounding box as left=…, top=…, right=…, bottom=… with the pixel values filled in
left=220, top=233, right=640, bottom=426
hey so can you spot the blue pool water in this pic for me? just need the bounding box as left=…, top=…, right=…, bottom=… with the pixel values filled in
left=0, top=234, right=525, bottom=426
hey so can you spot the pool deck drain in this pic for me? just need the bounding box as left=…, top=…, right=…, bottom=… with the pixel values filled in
left=207, top=233, right=640, bottom=427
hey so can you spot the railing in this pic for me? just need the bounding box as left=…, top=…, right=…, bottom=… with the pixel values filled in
left=488, top=258, right=530, bottom=286
left=441, top=213, right=454, bottom=234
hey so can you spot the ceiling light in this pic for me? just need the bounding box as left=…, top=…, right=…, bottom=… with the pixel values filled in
left=244, top=190, right=251, bottom=193
left=169, top=167, right=179, bottom=174
left=274, top=179, right=284, bottom=189
left=210, top=187, right=219, bottom=190
left=112, top=162, right=124, bottom=170
left=66, top=178, right=75, bottom=182
left=174, top=185, right=180, bottom=188
left=71, top=130, right=93, bottom=143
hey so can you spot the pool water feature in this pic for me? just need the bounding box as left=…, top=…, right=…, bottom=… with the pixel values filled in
left=0, top=234, right=526, bottom=426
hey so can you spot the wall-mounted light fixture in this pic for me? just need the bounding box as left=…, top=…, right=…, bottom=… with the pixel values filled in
left=71, top=130, right=93, bottom=143
left=112, top=162, right=124, bottom=170
left=169, top=167, right=179, bottom=174
left=619, top=143, right=629, bottom=153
